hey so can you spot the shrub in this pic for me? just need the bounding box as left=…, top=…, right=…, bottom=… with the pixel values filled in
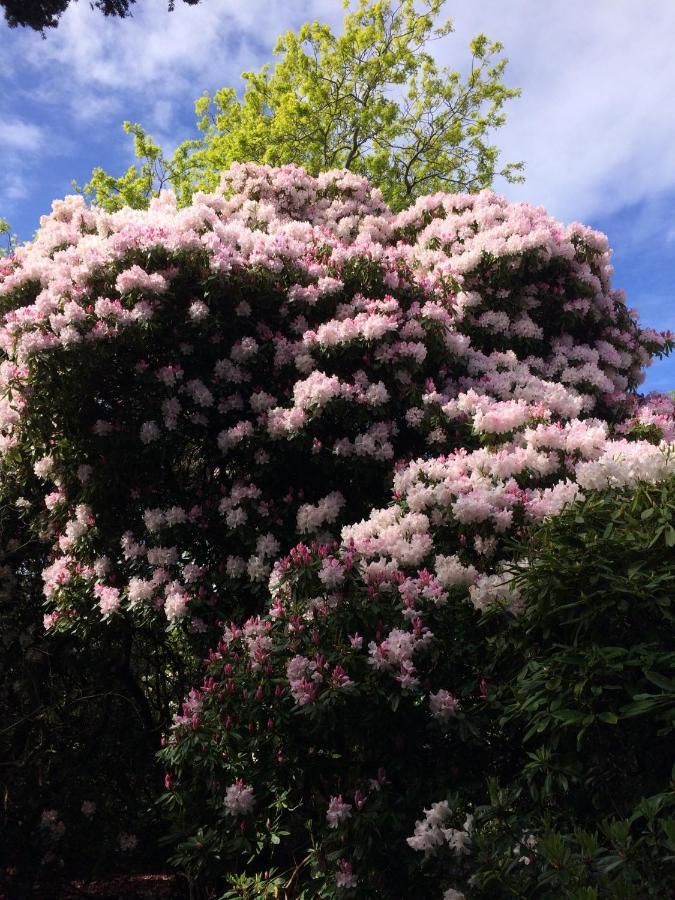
left=0, top=164, right=667, bottom=646
left=159, top=537, right=492, bottom=896
left=0, top=164, right=672, bottom=891
left=464, top=478, right=675, bottom=899
left=160, top=413, right=674, bottom=896
left=0, top=482, right=174, bottom=891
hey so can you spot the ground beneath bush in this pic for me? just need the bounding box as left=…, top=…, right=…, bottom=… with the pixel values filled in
left=1, top=873, right=187, bottom=899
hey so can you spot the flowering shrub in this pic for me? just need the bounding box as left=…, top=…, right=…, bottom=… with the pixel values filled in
left=0, top=163, right=669, bottom=640
left=158, top=534, right=492, bottom=895
left=164, top=528, right=492, bottom=896
left=0, top=477, right=169, bottom=892
left=160, top=399, right=674, bottom=894
left=0, top=164, right=673, bottom=893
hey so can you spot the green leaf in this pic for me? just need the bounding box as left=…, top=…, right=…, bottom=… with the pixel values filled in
left=597, top=711, right=618, bottom=725
left=644, top=670, right=675, bottom=692
left=552, top=709, right=584, bottom=724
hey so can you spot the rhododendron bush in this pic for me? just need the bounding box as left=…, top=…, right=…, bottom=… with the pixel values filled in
left=0, top=469, right=172, bottom=891
left=0, top=163, right=673, bottom=893
left=159, top=424, right=675, bottom=896
left=0, top=163, right=668, bottom=634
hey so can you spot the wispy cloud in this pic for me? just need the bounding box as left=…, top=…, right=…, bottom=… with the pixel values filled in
left=0, top=116, right=49, bottom=213
left=5, top=0, right=341, bottom=130
left=447, top=0, right=675, bottom=223
left=0, top=116, right=45, bottom=151
left=0, top=171, right=29, bottom=203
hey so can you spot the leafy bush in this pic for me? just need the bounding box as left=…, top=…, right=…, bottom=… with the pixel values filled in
left=0, top=164, right=673, bottom=892
left=0, top=485, right=176, bottom=891
left=160, top=435, right=675, bottom=896
left=466, top=477, right=675, bottom=898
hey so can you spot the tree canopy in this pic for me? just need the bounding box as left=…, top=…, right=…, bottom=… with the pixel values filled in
left=81, top=0, right=523, bottom=212
left=0, top=0, right=202, bottom=32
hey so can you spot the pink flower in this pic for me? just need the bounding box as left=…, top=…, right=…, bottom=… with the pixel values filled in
left=429, top=689, right=461, bottom=722
left=224, top=779, right=255, bottom=816
left=286, top=655, right=320, bottom=705
left=329, top=665, right=353, bottom=690
left=94, top=583, right=120, bottom=618
left=115, top=265, right=167, bottom=295
left=318, top=556, right=345, bottom=587
left=326, top=795, right=352, bottom=829
left=336, top=860, right=357, bottom=889
left=188, top=300, right=209, bottom=321
left=293, top=371, right=343, bottom=410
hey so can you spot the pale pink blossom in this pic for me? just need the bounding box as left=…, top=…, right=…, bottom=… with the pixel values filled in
left=326, top=795, right=352, bottom=828
left=224, top=779, right=255, bottom=816
left=429, top=689, right=460, bottom=722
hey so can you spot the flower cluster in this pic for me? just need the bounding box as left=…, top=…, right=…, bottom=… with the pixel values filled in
left=406, top=802, right=472, bottom=856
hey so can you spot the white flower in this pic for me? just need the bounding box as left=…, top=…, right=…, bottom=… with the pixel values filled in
left=326, top=795, right=352, bottom=828
left=33, top=456, right=54, bottom=479
left=224, top=779, right=255, bottom=816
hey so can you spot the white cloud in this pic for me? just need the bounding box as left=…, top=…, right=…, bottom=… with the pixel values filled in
left=151, top=100, right=174, bottom=133
left=2, top=0, right=675, bottom=232
left=445, top=0, right=675, bottom=222
left=1, top=171, right=28, bottom=202
left=4, top=0, right=341, bottom=128
left=6, top=0, right=341, bottom=96
left=0, top=168, right=26, bottom=215
left=0, top=117, right=45, bottom=151
left=0, top=113, right=73, bottom=217
left=0, top=118, right=48, bottom=214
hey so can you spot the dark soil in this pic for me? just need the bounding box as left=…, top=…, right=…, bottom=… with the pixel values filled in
left=0, top=873, right=188, bottom=900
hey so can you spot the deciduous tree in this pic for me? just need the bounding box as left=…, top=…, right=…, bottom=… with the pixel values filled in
left=82, top=0, right=523, bottom=211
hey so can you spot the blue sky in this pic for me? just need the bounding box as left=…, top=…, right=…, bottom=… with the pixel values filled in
left=1, top=0, right=673, bottom=391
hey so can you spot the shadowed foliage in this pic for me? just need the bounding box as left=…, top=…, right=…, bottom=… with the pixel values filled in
left=0, top=0, right=202, bottom=32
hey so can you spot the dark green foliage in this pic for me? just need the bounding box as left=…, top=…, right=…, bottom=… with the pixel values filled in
left=468, top=478, right=675, bottom=898
left=0, top=0, right=202, bottom=32
left=0, top=481, right=196, bottom=891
